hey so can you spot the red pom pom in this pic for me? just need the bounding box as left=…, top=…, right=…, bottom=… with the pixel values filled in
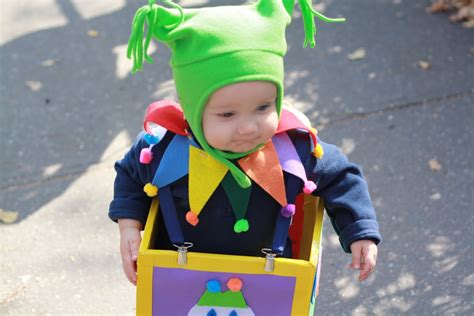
left=140, top=148, right=153, bottom=164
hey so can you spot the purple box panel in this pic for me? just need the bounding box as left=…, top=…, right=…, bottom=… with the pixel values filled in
left=152, top=267, right=296, bottom=315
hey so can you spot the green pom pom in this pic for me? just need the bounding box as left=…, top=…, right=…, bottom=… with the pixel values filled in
left=234, top=219, right=249, bottom=233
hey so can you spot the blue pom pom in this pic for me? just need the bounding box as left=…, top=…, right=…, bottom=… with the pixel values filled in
left=206, top=280, right=221, bottom=293
left=230, top=311, right=238, bottom=316
left=143, top=133, right=159, bottom=145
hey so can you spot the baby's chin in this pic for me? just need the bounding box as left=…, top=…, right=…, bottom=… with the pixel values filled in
left=206, top=141, right=256, bottom=154
left=222, top=142, right=263, bottom=154
left=210, top=135, right=275, bottom=154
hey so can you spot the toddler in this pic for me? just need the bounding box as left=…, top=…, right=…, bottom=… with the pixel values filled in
left=109, top=0, right=381, bottom=287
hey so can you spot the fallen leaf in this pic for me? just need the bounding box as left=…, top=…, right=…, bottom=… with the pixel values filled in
left=463, top=18, right=474, bottom=28
left=430, top=192, right=442, bottom=200
left=368, top=72, right=376, bottom=79
left=428, top=159, right=442, bottom=171
left=470, top=47, right=474, bottom=54
left=418, top=60, right=431, bottom=70
left=450, top=5, right=474, bottom=22
left=41, top=59, right=56, bottom=67
left=426, top=0, right=474, bottom=29
left=0, top=209, right=19, bottom=224
left=329, top=46, right=342, bottom=53
left=347, top=48, right=366, bottom=61
left=25, top=81, right=42, bottom=92
left=426, top=0, right=450, bottom=13
left=88, top=29, right=99, bottom=38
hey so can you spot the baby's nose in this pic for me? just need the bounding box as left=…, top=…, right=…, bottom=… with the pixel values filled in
left=237, top=120, right=258, bottom=135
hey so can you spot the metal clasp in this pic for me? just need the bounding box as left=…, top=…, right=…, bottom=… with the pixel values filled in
left=261, top=248, right=278, bottom=272
left=173, top=242, right=193, bottom=266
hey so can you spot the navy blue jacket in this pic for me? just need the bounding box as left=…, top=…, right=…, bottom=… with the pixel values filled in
left=109, top=130, right=381, bottom=256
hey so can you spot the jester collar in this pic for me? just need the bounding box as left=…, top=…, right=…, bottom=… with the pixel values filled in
left=139, top=100, right=324, bottom=233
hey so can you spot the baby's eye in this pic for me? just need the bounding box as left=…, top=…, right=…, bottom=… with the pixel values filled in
left=217, top=112, right=235, bottom=118
left=257, top=103, right=271, bottom=112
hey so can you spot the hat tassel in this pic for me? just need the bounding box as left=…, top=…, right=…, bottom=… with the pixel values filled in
left=127, top=1, right=184, bottom=73
left=298, top=0, right=346, bottom=48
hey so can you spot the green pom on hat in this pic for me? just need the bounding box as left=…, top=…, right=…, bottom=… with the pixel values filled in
left=127, top=0, right=345, bottom=188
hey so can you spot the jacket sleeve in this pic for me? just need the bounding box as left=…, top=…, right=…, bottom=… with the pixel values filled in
left=308, top=139, right=382, bottom=253
left=108, top=131, right=173, bottom=225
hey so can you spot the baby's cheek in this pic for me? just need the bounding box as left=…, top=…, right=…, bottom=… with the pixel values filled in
left=266, top=114, right=279, bottom=137
left=205, top=124, right=229, bottom=150
left=265, top=111, right=279, bottom=128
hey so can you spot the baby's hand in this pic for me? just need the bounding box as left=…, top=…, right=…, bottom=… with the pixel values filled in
left=348, top=240, right=378, bottom=282
left=118, top=219, right=143, bottom=286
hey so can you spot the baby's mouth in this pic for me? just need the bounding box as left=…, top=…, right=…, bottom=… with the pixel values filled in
left=234, top=140, right=258, bottom=148
left=235, top=136, right=260, bottom=144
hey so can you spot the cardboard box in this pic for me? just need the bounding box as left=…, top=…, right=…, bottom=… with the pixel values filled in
left=136, top=195, right=324, bottom=315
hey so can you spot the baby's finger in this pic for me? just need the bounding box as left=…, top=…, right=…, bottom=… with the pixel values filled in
left=358, top=262, right=372, bottom=282
left=122, top=256, right=137, bottom=285
left=121, top=244, right=137, bottom=285
left=359, top=253, right=376, bottom=282
left=130, top=239, right=140, bottom=262
left=350, top=249, right=362, bottom=270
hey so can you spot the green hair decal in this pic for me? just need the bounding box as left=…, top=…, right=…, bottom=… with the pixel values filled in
left=298, top=0, right=346, bottom=48
left=127, top=0, right=184, bottom=73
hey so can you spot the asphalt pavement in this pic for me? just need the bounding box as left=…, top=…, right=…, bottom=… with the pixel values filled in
left=1, top=0, right=473, bottom=315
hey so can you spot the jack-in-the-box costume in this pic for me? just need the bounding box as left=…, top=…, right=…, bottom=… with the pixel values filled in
left=109, top=0, right=381, bottom=258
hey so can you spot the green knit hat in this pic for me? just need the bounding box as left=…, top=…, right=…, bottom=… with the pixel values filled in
left=128, top=0, right=344, bottom=188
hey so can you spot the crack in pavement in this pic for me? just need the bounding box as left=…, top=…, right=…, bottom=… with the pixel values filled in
left=317, top=90, right=474, bottom=127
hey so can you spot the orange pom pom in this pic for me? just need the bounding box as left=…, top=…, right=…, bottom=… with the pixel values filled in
left=185, top=211, right=199, bottom=226
left=227, top=277, right=243, bottom=292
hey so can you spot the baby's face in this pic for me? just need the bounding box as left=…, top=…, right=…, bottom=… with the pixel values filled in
left=202, top=81, right=279, bottom=153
